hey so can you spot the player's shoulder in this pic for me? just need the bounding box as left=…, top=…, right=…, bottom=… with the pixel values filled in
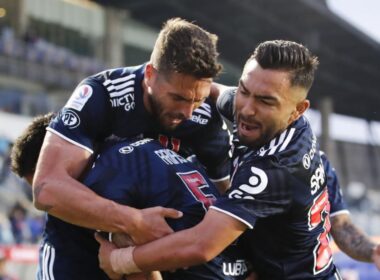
left=216, top=86, right=237, bottom=121
left=90, top=64, right=145, bottom=84
left=255, top=116, right=318, bottom=169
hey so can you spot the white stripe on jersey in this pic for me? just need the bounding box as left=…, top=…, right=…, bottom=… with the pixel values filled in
left=41, top=243, right=56, bottom=280
left=49, top=245, right=56, bottom=280
left=334, top=270, right=343, bottom=280
left=199, top=102, right=211, bottom=112
left=42, top=244, right=48, bottom=280
left=109, top=86, right=134, bottom=98
left=107, top=79, right=135, bottom=92
left=103, top=73, right=136, bottom=86
left=258, top=128, right=295, bottom=156
left=279, top=128, right=296, bottom=152
left=194, top=108, right=212, bottom=118
left=267, top=130, right=287, bottom=155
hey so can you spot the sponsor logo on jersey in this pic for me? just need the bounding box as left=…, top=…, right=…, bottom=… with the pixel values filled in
left=103, top=74, right=136, bottom=112
left=223, top=260, right=248, bottom=276
left=110, top=92, right=135, bottom=111
left=61, top=109, right=80, bottom=129
left=155, top=149, right=187, bottom=165
left=310, top=162, right=325, bottom=195
left=303, top=134, right=317, bottom=169
left=303, top=154, right=311, bottom=169
left=190, top=114, right=208, bottom=125
left=119, top=139, right=153, bottom=154
left=229, top=166, right=268, bottom=200
left=119, top=146, right=134, bottom=154
left=65, top=85, right=93, bottom=111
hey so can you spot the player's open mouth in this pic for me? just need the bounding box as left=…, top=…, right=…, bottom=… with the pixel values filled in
left=239, top=121, right=260, bottom=132
left=170, top=118, right=183, bottom=124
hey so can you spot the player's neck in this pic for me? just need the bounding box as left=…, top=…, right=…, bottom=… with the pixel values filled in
left=141, top=79, right=153, bottom=115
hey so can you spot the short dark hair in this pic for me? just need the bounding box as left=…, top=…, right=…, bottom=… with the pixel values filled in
left=10, top=113, right=54, bottom=178
left=151, top=18, right=222, bottom=79
left=250, top=40, right=319, bottom=91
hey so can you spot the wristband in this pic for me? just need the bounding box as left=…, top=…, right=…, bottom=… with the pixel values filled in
left=110, top=246, right=142, bottom=275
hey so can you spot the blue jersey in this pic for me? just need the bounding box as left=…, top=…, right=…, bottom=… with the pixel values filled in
left=48, top=64, right=230, bottom=181
left=320, top=151, right=349, bottom=217
left=37, top=139, right=250, bottom=280
left=213, top=88, right=341, bottom=280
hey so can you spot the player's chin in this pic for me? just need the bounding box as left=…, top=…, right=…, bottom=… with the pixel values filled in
left=163, top=117, right=185, bottom=130
left=237, top=131, right=261, bottom=147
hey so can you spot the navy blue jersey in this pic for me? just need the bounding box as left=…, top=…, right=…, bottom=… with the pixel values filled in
left=213, top=88, right=340, bottom=279
left=320, top=151, right=349, bottom=217
left=48, top=64, right=230, bottom=180
left=37, top=139, right=250, bottom=280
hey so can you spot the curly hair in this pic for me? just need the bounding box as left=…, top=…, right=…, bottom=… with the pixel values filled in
left=10, top=112, right=54, bottom=178
left=249, top=40, right=319, bottom=91
left=150, top=18, right=222, bottom=79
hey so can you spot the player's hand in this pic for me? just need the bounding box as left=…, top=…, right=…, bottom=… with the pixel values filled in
left=112, top=233, right=135, bottom=248
left=95, top=233, right=123, bottom=280
left=130, top=206, right=183, bottom=245
left=372, top=244, right=380, bottom=270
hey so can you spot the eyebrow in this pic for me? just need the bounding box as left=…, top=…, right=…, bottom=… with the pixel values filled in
left=169, top=92, right=206, bottom=103
left=239, top=79, right=279, bottom=102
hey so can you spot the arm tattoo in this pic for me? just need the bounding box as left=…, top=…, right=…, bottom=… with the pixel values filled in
left=331, top=216, right=375, bottom=262
left=33, top=182, right=54, bottom=212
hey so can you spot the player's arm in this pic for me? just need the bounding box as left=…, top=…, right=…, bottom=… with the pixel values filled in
left=33, top=132, right=180, bottom=242
left=96, top=209, right=247, bottom=275
left=209, top=82, right=231, bottom=103
left=321, top=152, right=380, bottom=270
left=330, top=213, right=380, bottom=269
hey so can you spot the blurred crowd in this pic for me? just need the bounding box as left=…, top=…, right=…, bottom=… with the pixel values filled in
left=0, top=27, right=104, bottom=76
left=0, top=137, right=44, bottom=246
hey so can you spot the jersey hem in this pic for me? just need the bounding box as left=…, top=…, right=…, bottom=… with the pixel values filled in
left=46, top=127, right=94, bottom=154
left=209, top=175, right=230, bottom=183
left=330, top=209, right=350, bottom=218
left=209, top=206, right=253, bottom=229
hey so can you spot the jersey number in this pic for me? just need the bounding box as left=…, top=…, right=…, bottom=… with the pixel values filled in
left=158, top=135, right=180, bottom=153
left=308, top=188, right=332, bottom=275
left=177, top=171, right=216, bottom=211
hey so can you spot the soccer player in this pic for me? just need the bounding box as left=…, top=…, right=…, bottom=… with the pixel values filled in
left=32, top=18, right=231, bottom=244
left=96, top=40, right=345, bottom=279
left=10, top=114, right=251, bottom=280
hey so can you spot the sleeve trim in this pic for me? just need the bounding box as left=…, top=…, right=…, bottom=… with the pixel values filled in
left=209, top=175, right=230, bottom=183
left=209, top=206, right=253, bottom=229
left=330, top=209, right=350, bottom=218
left=46, top=127, right=94, bottom=154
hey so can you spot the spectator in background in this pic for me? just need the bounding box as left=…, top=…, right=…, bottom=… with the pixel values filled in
left=7, top=203, right=30, bottom=244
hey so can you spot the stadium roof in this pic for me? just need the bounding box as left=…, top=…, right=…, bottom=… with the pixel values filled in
left=92, top=0, right=380, bottom=121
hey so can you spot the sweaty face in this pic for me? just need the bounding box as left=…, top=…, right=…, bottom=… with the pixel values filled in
left=144, top=66, right=212, bottom=130
left=235, top=59, right=307, bottom=149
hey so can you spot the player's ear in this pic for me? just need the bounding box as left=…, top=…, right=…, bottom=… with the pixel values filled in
left=145, top=63, right=154, bottom=86
left=289, top=99, right=310, bottom=124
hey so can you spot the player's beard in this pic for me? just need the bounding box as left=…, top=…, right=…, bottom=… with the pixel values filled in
left=147, top=94, right=186, bottom=131
left=237, top=114, right=279, bottom=150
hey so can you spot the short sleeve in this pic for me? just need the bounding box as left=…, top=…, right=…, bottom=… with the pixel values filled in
left=321, top=152, right=349, bottom=216
left=211, top=158, right=292, bottom=228
left=48, top=77, right=111, bottom=153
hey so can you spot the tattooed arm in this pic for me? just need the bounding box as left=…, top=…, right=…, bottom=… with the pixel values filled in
left=330, top=213, right=380, bottom=269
